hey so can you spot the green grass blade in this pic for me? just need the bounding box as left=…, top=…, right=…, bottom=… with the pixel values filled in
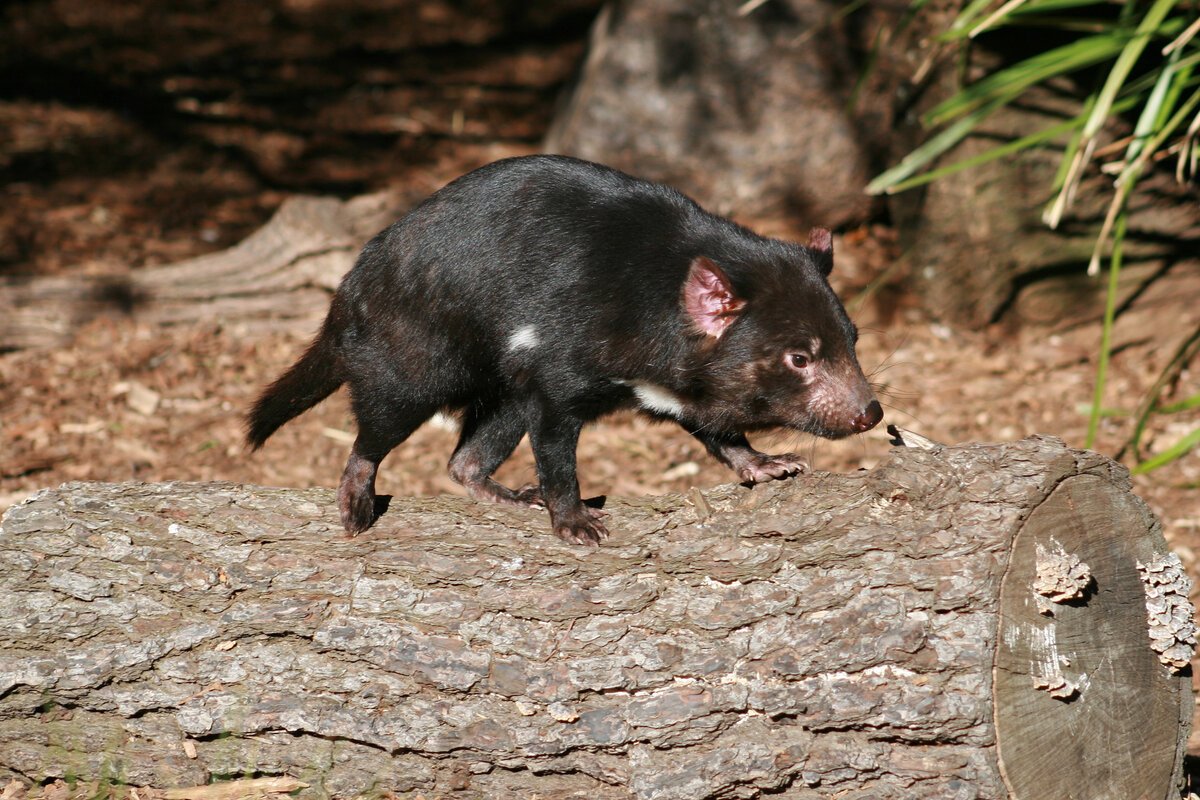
left=1122, top=30, right=1184, bottom=162
left=1081, top=0, right=1179, bottom=140
left=1013, top=0, right=1126, bottom=13
left=1159, top=392, right=1200, bottom=415
left=1133, top=427, right=1200, bottom=474
left=968, top=0, right=1034, bottom=38
left=1116, top=83, right=1200, bottom=185
left=1044, top=2, right=1184, bottom=223
left=941, top=0, right=1117, bottom=41
left=881, top=86, right=1153, bottom=197
left=882, top=115, right=1081, bottom=193
left=877, top=69, right=1158, bottom=197
left=947, top=0, right=1002, bottom=37
left=1089, top=85, right=1199, bottom=272
left=1085, top=212, right=1126, bottom=450
left=924, top=33, right=1130, bottom=127
left=1155, top=58, right=1195, bottom=127
left=1043, top=63, right=1196, bottom=225
left=998, top=17, right=1120, bottom=34
left=1076, top=404, right=1130, bottom=418
left=1120, top=325, right=1200, bottom=459
left=867, top=89, right=1023, bottom=194
left=1115, top=52, right=1200, bottom=100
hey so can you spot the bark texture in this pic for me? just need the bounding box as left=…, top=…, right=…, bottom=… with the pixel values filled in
left=0, top=437, right=1192, bottom=799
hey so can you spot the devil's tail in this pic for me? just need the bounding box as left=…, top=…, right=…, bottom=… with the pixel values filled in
left=246, top=316, right=344, bottom=450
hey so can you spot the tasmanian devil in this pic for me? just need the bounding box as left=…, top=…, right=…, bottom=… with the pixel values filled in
left=247, top=155, right=883, bottom=545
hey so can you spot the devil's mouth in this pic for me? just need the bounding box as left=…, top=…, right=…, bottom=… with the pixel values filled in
left=790, top=416, right=859, bottom=440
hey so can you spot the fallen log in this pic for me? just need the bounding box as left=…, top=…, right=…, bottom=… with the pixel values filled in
left=0, top=436, right=1192, bottom=799
left=0, top=191, right=406, bottom=352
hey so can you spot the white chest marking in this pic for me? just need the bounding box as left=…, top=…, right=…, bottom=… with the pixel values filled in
left=624, top=381, right=686, bottom=418
left=507, top=325, right=539, bottom=352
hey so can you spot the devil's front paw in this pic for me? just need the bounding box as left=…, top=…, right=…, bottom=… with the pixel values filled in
left=551, top=506, right=610, bottom=546
left=737, top=452, right=809, bottom=484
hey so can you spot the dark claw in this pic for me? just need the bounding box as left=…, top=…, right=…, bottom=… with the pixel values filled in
left=338, top=485, right=376, bottom=534
left=514, top=484, right=545, bottom=508
left=460, top=478, right=547, bottom=510
left=552, top=509, right=610, bottom=546
left=338, top=453, right=379, bottom=534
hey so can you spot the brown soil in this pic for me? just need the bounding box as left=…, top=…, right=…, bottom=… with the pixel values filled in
left=2, top=0, right=1199, bottom=789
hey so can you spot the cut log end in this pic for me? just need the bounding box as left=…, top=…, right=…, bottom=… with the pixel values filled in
left=993, top=472, right=1194, bottom=800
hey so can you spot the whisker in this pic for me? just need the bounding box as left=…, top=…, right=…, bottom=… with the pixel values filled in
left=874, top=385, right=920, bottom=402
left=862, top=331, right=912, bottom=374
left=868, top=360, right=918, bottom=378
left=878, top=401, right=927, bottom=427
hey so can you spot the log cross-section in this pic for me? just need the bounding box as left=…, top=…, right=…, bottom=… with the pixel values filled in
left=0, top=437, right=1191, bottom=798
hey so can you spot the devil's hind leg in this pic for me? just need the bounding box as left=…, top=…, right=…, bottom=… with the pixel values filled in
left=339, top=389, right=435, bottom=534
left=448, top=394, right=541, bottom=507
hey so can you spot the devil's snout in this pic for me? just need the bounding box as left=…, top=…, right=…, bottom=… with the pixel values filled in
left=851, top=399, right=883, bottom=433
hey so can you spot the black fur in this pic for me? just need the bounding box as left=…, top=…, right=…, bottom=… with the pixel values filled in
left=247, top=155, right=881, bottom=544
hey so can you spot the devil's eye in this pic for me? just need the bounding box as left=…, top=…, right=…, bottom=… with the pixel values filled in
left=788, top=353, right=810, bottom=370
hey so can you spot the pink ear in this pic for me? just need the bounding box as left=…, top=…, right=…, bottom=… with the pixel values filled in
left=683, top=256, right=744, bottom=338
left=807, top=227, right=834, bottom=276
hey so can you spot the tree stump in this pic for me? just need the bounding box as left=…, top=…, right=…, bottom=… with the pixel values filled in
left=543, top=0, right=873, bottom=232
left=0, top=437, right=1192, bottom=799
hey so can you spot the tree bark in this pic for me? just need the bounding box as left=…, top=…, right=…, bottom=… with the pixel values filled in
left=0, top=437, right=1192, bottom=799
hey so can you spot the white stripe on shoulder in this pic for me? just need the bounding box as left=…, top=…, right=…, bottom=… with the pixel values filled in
left=624, top=381, right=686, bottom=418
